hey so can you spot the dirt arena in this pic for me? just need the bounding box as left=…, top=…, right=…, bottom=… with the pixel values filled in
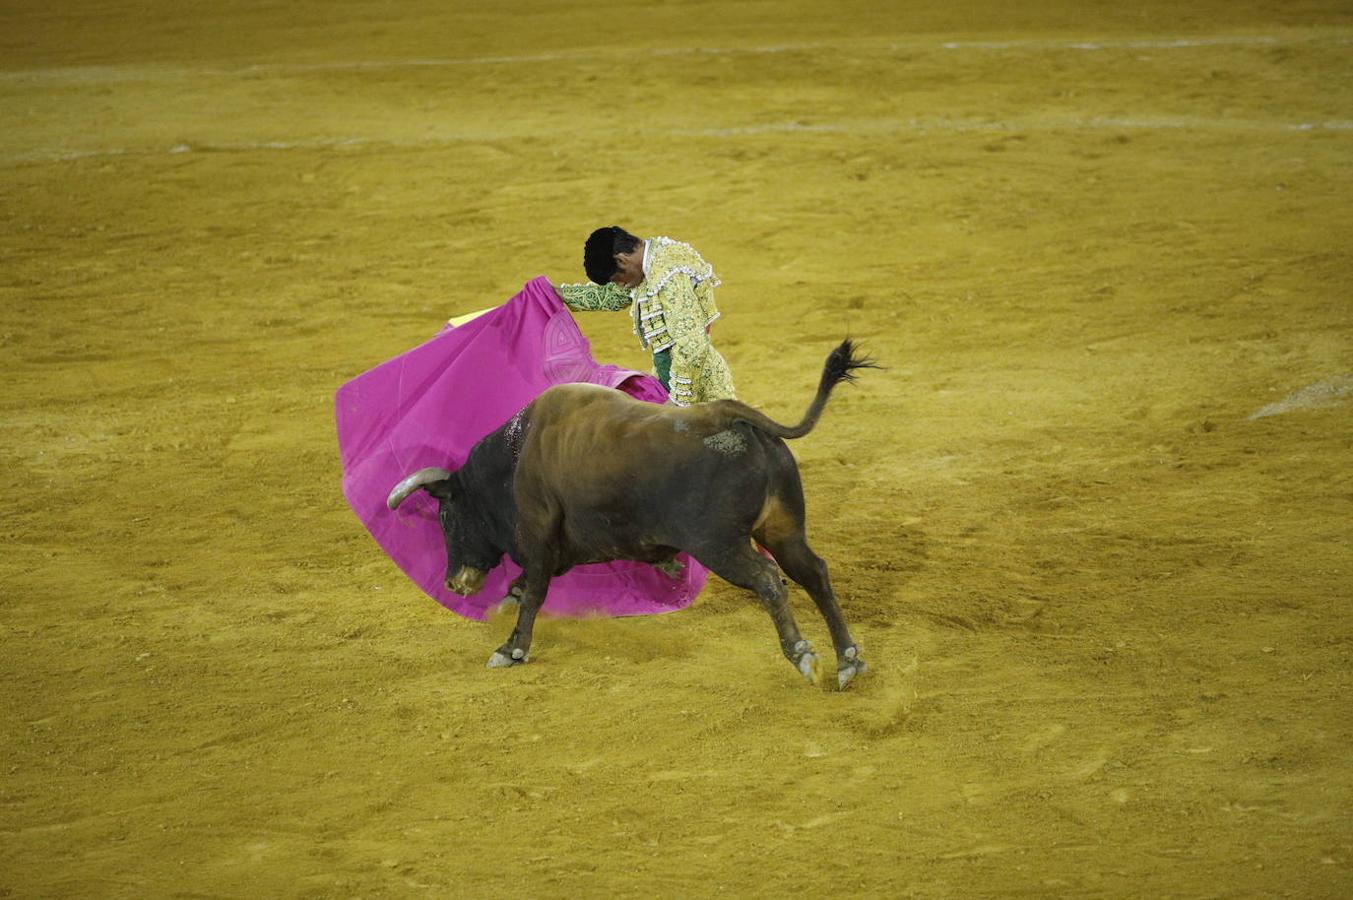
left=3, top=1, right=1351, bottom=896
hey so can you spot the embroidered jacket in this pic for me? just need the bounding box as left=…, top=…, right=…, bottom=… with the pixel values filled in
left=557, top=236, right=727, bottom=405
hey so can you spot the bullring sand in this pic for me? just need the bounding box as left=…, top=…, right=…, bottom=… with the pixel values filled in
left=2, top=1, right=1351, bottom=896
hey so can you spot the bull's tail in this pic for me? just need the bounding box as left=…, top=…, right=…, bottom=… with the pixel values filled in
left=734, top=339, right=878, bottom=439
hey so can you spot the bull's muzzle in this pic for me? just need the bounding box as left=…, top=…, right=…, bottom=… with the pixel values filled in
left=445, top=567, right=487, bottom=596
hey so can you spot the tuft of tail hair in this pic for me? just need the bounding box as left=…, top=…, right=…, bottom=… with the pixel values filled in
left=736, top=339, right=879, bottom=440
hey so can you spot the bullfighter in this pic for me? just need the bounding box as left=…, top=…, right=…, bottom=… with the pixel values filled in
left=554, top=227, right=735, bottom=406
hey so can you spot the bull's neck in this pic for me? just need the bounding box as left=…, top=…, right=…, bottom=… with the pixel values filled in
left=456, top=423, right=523, bottom=561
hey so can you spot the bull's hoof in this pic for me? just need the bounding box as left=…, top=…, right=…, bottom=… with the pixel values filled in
left=798, top=652, right=821, bottom=685
left=836, top=645, right=867, bottom=690
left=792, top=640, right=821, bottom=685
left=486, top=648, right=527, bottom=668
left=836, top=660, right=867, bottom=690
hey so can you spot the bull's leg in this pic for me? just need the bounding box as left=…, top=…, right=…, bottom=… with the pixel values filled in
left=486, top=564, right=550, bottom=668
left=693, top=543, right=821, bottom=685
left=487, top=499, right=562, bottom=669
left=765, top=536, right=866, bottom=690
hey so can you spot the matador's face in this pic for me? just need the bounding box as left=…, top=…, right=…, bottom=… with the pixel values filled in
left=610, top=246, right=645, bottom=288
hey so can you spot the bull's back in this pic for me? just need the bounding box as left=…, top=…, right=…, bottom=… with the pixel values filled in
left=518, top=385, right=769, bottom=507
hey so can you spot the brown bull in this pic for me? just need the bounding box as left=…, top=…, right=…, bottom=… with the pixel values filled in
left=387, top=340, right=876, bottom=689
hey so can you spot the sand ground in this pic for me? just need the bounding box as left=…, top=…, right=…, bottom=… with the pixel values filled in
left=2, top=1, right=1351, bottom=896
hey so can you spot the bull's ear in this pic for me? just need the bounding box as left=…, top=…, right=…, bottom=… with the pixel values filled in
left=387, top=467, right=454, bottom=509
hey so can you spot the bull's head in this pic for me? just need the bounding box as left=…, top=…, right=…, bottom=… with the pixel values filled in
left=387, top=467, right=497, bottom=597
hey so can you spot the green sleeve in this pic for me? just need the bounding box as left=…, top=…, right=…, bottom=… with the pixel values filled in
left=555, top=281, right=632, bottom=312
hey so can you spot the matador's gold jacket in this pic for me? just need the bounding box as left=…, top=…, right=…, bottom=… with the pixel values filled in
left=556, top=236, right=735, bottom=406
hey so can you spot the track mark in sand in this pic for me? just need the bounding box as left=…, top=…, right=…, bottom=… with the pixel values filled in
left=1069, top=751, right=1112, bottom=781
left=774, top=812, right=847, bottom=833
left=939, top=843, right=1015, bottom=860
left=912, top=608, right=978, bottom=631
left=4, top=33, right=1347, bottom=85
left=12, top=114, right=1351, bottom=167
left=677, top=115, right=1353, bottom=138
left=1022, top=723, right=1067, bottom=753
left=647, top=768, right=721, bottom=782
left=1249, top=376, right=1353, bottom=420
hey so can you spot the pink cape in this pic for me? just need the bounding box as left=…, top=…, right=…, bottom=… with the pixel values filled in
left=335, top=276, right=707, bottom=620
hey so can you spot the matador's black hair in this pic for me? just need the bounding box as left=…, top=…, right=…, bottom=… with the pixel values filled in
left=583, top=226, right=643, bottom=285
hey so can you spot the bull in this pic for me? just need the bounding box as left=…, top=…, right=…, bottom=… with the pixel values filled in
left=387, top=340, right=876, bottom=689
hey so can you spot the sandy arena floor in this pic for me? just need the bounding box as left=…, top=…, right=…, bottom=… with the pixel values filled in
left=2, top=1, right=1351, bottom=896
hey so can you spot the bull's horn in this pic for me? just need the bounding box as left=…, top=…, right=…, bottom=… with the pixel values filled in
left=387, top=467, right=452, bottom=509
